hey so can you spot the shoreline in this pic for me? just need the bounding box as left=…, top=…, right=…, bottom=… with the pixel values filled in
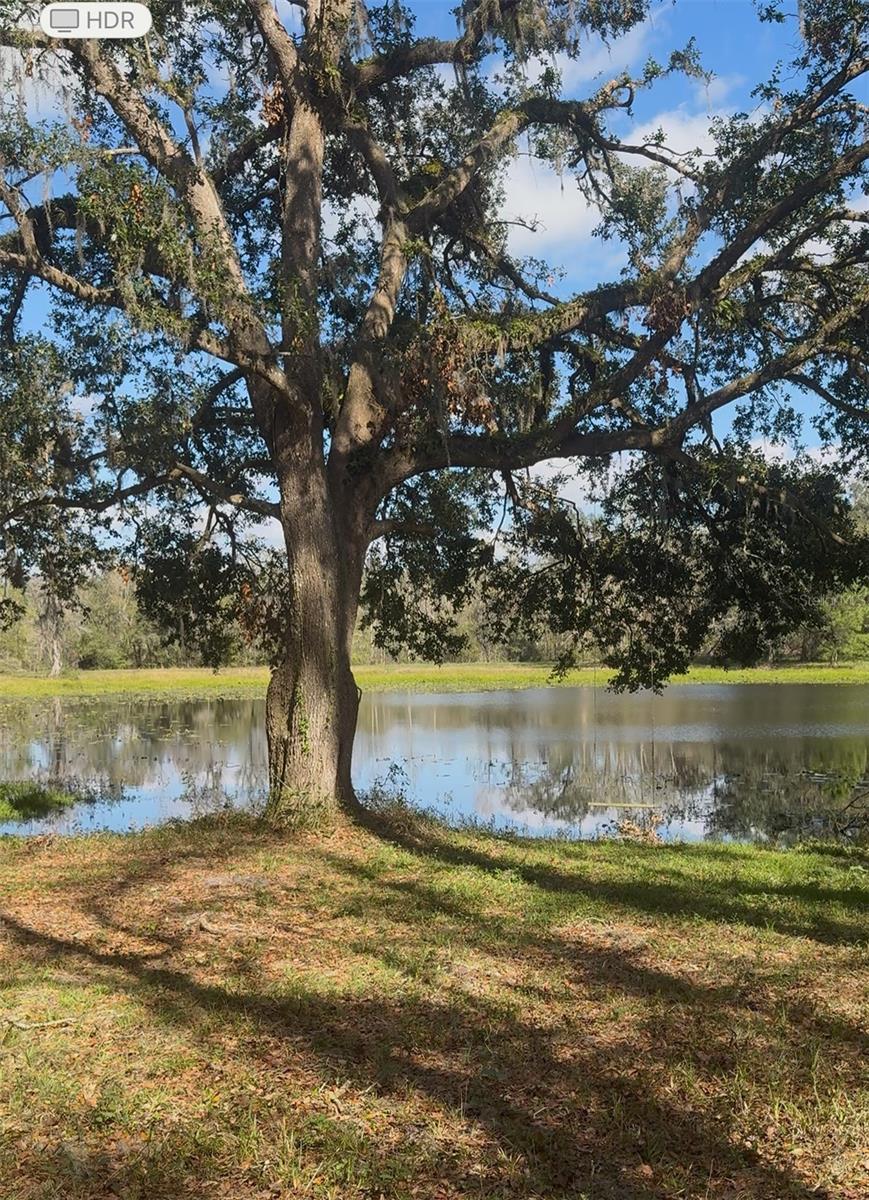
left=1, top=660, right=869, bottom=701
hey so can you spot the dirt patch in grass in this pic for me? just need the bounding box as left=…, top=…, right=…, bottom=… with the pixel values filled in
left=1, top=814, right=867, bottom=1199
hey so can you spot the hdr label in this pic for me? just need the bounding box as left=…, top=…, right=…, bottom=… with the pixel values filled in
left=40, top=4, right=153, bottom=39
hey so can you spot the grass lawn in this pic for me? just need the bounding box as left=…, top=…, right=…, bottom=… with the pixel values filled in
left=2, top=660, right=869, bottom=701
left=1, top=811, right=866, bottom=1199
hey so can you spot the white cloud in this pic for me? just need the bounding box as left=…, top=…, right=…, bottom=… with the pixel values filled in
left=806, top=444, right=841, bottom=468
left=531, top=452, right=636, bottom=513
left=498, top=105, right=721, bottom=264
left=559, top=10, right=667, bottom=91
left=749, top=438, right=843, bottom=470
left=630, top=107, right=721, bottom=158
left=501, top=153, right=601, bottom=257
left=694, top=74, right=745, bottom=110
left=484, top=5, right=666, bottom=101
left=275, top=2, right=304, bottom=34
left=244, top=516, right=285, bottom=550
left=749, top=437, right=794, bottom=464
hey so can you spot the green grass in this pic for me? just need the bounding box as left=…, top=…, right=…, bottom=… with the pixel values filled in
left=0, top=811, right=866, bottom=1199
left=2, top=659, right=869, bottom=701
left=0, top=782, right=79, bottom=822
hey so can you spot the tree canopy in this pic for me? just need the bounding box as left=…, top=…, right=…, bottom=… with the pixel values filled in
left=0, top=0, right=867, bottom=809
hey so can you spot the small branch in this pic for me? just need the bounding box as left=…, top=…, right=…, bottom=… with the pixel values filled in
left=787, top=372, right=869, bottom=422
left=212, top=124, right=282, bottom=187
left=667, top=446, right=849, bottom=547
left=369, top=518, right=438, bottom=541
left=1, top=1014, right=79, bottom=1031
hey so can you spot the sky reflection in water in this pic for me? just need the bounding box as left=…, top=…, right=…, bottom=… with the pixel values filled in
left=1, top=684, right=867, bottom=842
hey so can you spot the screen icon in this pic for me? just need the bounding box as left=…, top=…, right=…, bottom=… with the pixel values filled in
left=49, top=8, right=80, bottom=32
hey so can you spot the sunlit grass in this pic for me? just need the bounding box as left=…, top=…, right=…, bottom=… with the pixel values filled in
left=1, top=660, right=868, bottom=701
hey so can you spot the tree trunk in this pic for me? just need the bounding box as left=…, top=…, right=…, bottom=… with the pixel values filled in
left=263, top=432, right=366, bottom=826
left=265, top=632, right=360, bottom=825
left=39, top=589, right=64, bottom=678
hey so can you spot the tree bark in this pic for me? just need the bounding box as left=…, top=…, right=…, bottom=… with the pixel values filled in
left=39, top=589, right=63, bottom=678
left=265, top=632, right=360, bottom=824
left=262, top=404, right=366, bottom=825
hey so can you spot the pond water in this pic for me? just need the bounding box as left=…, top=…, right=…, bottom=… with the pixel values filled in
left=1, top=684, right=867, bottom=842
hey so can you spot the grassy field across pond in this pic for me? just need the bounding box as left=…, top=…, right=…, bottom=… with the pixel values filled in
left=0, top=810, right=866, bottom=1199
left=2, top=660, right=869, bottom=701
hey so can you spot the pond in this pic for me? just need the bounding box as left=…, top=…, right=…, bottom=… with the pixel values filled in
left=1, top=684, right=867, bottom=842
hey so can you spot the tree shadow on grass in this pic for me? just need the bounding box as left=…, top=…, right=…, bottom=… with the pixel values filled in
left=1, top=861, right=854, bottom=1200
left=3, top=810, right=865, bottom=1197
left=12, top=1128, right=220, bottom=1200
left=358, top=809, right=869, bottom=946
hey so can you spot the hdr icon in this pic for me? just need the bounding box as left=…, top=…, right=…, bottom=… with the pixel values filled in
left=82, top=10, right=134, bottom=32
left=40, top=4, right=153, bottom=39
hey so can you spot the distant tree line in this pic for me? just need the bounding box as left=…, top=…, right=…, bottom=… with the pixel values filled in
left=2, top=560, right=867, bottom=676
left=3, top=479, right=867, bottom=678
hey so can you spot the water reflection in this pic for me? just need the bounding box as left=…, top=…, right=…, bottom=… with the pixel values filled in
left=1, top=685, right=867, bottom=841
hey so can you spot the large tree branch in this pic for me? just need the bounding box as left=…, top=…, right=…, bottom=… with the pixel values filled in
left=1, top=460, right=278, bottom=528
left=373, top=281, right=869, bottom=497
left=342, top=118, right=402, bottom=214
left=627, top=55, right=869, bottom=291
left=0, top=245, right=123, bottom=308
left=72, top=43, right=251, bottom=295
left=330, top=220, right=411, bottom=465
left=445, top=146, right=868, bottom=363
left=0, top=224, right=287, bottom=391
left=245, top=0, right=307, bottom=103
left=351, top=38, right=466, bottom=91
left=690, top=138, right=869, bottom=304
left=349, top=0, right=524, bottom=91
left=0, top=473, right=173, bottom=528
left=455, top=280, right=649, bottom=354
left=170, top=462, right=280, bottom=519
left=68, top=40, right=286, bottom=411
left=375, top=424, right=654, bottom=496
left=663, top=288, right=869, bottom=443
left=0, top=40, right=291, bottom=409
left=0, top=192, right=177, bottom=282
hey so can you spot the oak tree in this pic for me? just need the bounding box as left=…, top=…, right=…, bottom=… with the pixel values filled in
left=1, top=0, right=867, bottom=821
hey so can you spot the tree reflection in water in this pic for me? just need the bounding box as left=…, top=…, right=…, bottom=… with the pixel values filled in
left=1, top=685, right=867, bottom=842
